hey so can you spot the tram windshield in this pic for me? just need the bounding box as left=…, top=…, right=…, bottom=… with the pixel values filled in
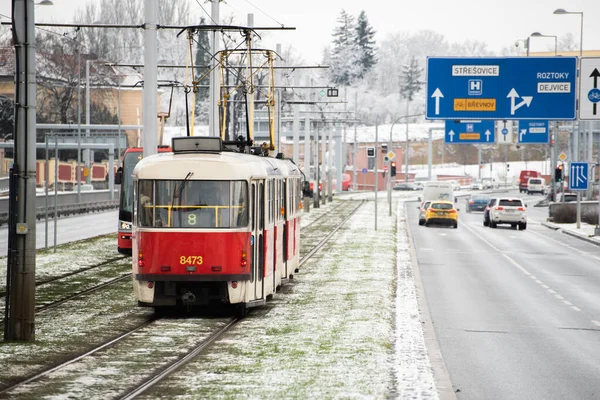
left=137, top=179, right=248, bottom=228
left=119, top=151, right=143, bottom=216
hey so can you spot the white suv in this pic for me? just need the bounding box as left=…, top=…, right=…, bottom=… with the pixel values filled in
left=488, top=197, right=527, bottom=230
left=527, top=177, right=546, bottom=195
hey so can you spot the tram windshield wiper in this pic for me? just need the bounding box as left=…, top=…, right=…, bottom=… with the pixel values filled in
left=173, top=171, right=194, bottom=205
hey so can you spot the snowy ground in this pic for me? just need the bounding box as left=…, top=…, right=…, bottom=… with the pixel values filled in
left=0, top=194, right=445, bottom=398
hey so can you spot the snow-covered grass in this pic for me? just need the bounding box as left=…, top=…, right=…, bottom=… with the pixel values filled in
left=0, top=197, right=439, bottom=399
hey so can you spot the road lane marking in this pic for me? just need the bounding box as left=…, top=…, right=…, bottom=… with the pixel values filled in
left=528, top=226, right=600, bottom=262
left=592, top=320, right=600, bottom=327
left=460, top=218, right=589, bottom=320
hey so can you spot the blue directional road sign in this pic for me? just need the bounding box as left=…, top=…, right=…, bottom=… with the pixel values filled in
left=426, top=57, right=577, bottom=120
left=569, top=162, right=589, bottom=191
left=518, top=120, right=549, bottom=144
left=362, top=168, right=368, bottom=173
left=445, top=120, right=495, bottom=144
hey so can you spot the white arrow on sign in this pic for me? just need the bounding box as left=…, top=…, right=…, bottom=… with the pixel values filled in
left=519, top=129, right=527, bottom=142
left=432, top=88, right=444, bottom=115
left=507, top=88, right=533, bottom=115
left=485, top=129, right=491, bottom=141
left=448, top=129, right=455, bottom=142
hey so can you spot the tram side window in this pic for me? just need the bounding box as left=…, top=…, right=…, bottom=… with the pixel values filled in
left=137, top=180, right=155, bottom=227
left=231, top=181, right=248, bottom=227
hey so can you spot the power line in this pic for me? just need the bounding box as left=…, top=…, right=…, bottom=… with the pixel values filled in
left=241, top=0, right=284, bottom=27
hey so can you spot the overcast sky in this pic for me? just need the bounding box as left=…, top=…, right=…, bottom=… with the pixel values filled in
left=2, top=0, right=600, bottom=63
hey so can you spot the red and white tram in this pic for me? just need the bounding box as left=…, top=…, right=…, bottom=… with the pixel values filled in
left=131, top=136, right=302, bottom=314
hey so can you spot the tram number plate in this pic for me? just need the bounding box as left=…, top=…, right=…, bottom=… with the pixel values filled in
left=180, top=256, right=204, bottom=265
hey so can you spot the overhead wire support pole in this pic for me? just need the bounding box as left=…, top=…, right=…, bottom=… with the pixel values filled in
left=6, top=0, right=38, bottom=342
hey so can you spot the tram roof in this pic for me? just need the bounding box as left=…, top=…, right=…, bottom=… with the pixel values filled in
left=133, top=151, right=300, bottom=181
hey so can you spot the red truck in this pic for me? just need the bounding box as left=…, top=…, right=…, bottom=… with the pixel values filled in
left=518, top=170, right=542, bottom=193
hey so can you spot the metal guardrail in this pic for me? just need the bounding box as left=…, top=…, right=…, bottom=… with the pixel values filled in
left=0, top=190, right=119, bottom=226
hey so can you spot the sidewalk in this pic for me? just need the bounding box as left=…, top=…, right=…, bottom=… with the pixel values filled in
left=541, top=220, right=600, bottom=246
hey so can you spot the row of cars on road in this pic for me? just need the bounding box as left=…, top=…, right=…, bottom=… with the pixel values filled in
left=465, top=194, right=528, bottom=230
left=417, top=189, right=528, bottom=231
left=394, top=180, right=461, bottom=191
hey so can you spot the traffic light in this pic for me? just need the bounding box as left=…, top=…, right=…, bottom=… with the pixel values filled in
left=555, top=165, right=563, bottom=182
left=507, top=163, right=510, bottom=172
left=367, top=147, right=375, bottom=158
left=391, top=161, right=397, bottom=177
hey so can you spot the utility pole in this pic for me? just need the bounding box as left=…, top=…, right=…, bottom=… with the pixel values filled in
left=353, top=92, right=358, bottom=191
left=142, top=0, right=158, bottom=157
left=209, top=0, right=221, bottom=138
left=6, top=0, right=38, bottom=341
left=374, top=120, right=378, bottom=231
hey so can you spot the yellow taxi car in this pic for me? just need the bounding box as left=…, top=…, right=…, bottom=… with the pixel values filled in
left=424, top=200, right=459, bottom=229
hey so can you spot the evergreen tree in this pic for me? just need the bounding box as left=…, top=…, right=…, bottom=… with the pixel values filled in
left=355, top=10, right=377, bottom=78
left=400, top=56, right=423, bottom=101
left=329, top=10, right=361, bottom=86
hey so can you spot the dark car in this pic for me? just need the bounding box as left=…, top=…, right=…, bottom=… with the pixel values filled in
left=393, top=183, right=419, bottom=191
left=483, top=198, right=497, bottom=226
left=466, top=194, right=491, bottom=212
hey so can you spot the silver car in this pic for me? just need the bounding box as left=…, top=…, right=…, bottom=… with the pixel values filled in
left=418, top=201, right=432, bottom=226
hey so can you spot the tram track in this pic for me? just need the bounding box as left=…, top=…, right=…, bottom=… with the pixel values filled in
left=0, top=256, right=130, bottom=320
left=0, top=256, right=127, bottom=299
left=0, top=199, right=364, bottom=398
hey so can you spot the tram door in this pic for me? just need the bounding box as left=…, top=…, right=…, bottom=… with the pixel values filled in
left=251, top=180, right=265, bottom=300
left=282, top=179, right=289, bottom=277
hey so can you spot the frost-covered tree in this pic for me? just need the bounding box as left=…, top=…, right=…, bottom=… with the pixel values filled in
left=74, top=0, right=192, bottom=64
left=355, top=10, right=376, bottom=79
left=449, top=40, right=493, bottom=56
left=400, top=56, right=423, bottom=102
left=0, top=98, right=14, bottom=140
left=329, top=10, right=361, bottom=86
left=558, top=33, right=579, bottom=52
left=193, top=17, right=211, bottom=124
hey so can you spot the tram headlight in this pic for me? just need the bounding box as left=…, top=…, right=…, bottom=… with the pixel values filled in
left=121, top=221, right=132, bottom=230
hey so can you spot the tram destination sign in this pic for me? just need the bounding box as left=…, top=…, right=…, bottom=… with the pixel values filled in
left=426, top=57, right=577, bottom=120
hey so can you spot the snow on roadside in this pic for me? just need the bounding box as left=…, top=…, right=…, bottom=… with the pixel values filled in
left=393, top=203, right=439, bottom=399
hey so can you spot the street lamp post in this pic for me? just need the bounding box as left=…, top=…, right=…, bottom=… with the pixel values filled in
left=554, top=8, right=584, bottom=228
left=529, top=32, right=558, bottom=56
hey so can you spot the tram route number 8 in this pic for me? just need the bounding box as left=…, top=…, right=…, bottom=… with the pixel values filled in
left=180, top=255, right=204, bottom=265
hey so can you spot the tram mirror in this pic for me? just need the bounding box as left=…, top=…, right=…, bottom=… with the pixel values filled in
left=115, top=167, right=123, bottom=185
left=302, top=181, right=312, bottom=198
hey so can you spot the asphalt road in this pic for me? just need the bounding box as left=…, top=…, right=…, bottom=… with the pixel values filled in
left=408, top=190, right=600, bottom=399
left=0, top=210, right=118, bottom=258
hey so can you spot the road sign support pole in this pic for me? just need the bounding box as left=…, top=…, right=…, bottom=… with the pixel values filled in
left=577, top=191, right=581, bottom=229
left=550, top=122, right=557, bottom=202
left=427, top=128, right=433, bottom=181
left=587, top=122, right=594, bottom=200
left=478, top=146, right=482, bottom=180
left=597, top=127, right=600, bottom=234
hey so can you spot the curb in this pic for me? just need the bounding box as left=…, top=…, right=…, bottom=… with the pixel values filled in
left=541, top=222, right=600, bottom=247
